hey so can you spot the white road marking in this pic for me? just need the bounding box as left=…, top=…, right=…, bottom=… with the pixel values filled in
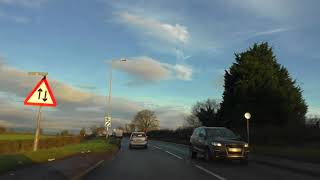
left=165, top=150, right=183, bottom=160
left=195, top=165, right=227, bottom=180
left=72, top=160, right=105, bottom=180
left=153, top=146, right=163, bottom=150
left=47, top=158, right=55, bottom=162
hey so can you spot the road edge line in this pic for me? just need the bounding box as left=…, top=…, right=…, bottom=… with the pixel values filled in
left=165, top=150, right=183, bottom=160
left=72, top=160, right=105, bottom=180
left=71, top=147, right=121, bottom=180
left=195, top=165, right=227, bottom=180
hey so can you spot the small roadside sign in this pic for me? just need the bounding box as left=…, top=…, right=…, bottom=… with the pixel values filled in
left=24, top=78, right=56, bottom=107
left=105, top=116, right=111, bottom=128
left=105, top=122, right=111, bottom=128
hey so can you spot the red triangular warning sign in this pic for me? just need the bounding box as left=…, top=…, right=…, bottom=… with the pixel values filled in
left=24, top=78, right=57, bottom=107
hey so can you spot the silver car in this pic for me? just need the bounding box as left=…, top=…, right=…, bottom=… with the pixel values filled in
left=129, top=132, right=148, bottom=149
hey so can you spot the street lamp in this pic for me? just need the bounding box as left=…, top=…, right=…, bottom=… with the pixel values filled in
left=244, top=112, right=251, bottom=144
left=105, top=59, right=127, bottom=139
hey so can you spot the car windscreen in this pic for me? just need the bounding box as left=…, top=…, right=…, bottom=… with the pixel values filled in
left=206, top=129, right=237, bottom=139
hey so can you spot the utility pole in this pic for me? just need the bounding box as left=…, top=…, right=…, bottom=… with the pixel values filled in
left=105, top=59, right=127, bottom=139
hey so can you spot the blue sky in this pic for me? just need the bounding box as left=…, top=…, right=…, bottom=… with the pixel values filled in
left=0, top=0, right=320, bottom=131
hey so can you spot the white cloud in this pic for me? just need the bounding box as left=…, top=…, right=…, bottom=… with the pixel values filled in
left=155, top=105, right=189, bottom=129
left=119, top=12, right=189, bottom=44
left=307, top=107, right=320, bottom=116
left=0, top=62, right=143, bottom=130
left=112, top=56, right=193, bottom=84
left=173, top=64, right=192, bottom=81
left=0, top=120, right=13, bottom=127
left=0, top=60, right=189, bottom=131
left=113, top=56, right=171, bottom=82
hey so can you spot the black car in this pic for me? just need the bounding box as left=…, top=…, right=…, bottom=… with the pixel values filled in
left=190, top=127, right=249, bottom=164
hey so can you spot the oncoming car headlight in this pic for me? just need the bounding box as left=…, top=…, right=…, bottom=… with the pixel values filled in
left=212, top=142, right=222, bottom=147
left=244, top=143, right=249, bottom=148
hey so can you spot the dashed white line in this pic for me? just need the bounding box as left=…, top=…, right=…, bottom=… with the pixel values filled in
left=165, top=150, right=183, bottom=160
left=195, top=165, right=227, bottom=180
left=153, top=146, right=163, bottom=150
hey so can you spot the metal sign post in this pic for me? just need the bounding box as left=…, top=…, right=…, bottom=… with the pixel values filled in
left=24, top=72, right=56, bottom=151
left=33, top=106, right=42, bottom=151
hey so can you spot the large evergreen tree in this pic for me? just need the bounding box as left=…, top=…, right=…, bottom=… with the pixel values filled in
left=220, top=43, right=307, bottom=130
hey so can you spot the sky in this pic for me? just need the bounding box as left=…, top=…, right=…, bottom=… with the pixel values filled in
left=0, top=0, right=320, bottom=133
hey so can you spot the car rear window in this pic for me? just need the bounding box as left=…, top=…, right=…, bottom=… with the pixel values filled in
left=132, top=133, right=146, bottom=137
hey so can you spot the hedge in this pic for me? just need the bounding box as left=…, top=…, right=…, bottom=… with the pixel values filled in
left=0, top=136, right=82, bottom=154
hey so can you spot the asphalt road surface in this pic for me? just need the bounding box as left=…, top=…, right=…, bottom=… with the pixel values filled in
left=84, top=138, right=318, bottom=180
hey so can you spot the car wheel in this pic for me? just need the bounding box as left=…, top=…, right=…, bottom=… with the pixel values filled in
left=145, top=145, right=148, bottom=149
left=190, top=146, right=197, bottom=159
left=129, top=144, right=132, bottom=149
left=204, top=148, right=212, bottom=162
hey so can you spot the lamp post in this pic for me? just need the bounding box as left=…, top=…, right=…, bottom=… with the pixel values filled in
left=105, top=59, right=127, bottom=139
left=244, top=112, right=251, bottom=144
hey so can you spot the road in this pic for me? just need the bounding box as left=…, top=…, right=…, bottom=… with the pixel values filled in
left=84, top=138, right=318, bottom=180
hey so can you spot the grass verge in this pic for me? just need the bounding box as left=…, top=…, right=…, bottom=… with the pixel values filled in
left=252, top=145, right=320, bottom=163
left=0, top=134, right=53, bottom=141
left=0, top=138, right=118, bottom=174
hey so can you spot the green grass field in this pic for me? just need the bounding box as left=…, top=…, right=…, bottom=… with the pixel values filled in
left=0, top=138, right=118, bottom=174
left=0, top=134, right=53, bottom=141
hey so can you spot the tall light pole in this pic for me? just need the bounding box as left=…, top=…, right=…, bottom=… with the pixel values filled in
left=105, top=59, right=127, bottom=139
left=244, top=112, right=251, bottom=144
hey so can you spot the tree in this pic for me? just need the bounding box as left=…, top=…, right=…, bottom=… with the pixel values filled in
left=184, top=114, right=201, bottom=127
left=0, top=125, right=6, bottom=134
left=116, top=126, right=124, bottom=130
left=91, top=125, right=105, bottom=136
left=60, top=130, right=69, bottom=136
left=79, top=128, right=86, bottom=137
left=219, top=42, right=307, bottom=130
left=132, top=110, right=160, bottom=132
left=191, top=99, right=221, bottom=127
left=125, top=123, right=136, bottom=133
